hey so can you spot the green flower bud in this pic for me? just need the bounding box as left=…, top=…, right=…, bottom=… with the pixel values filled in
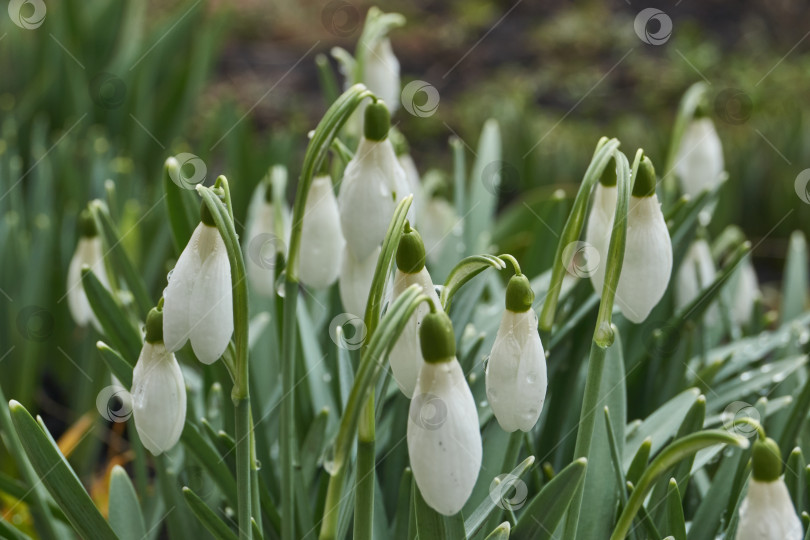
left=145, top=306, right=164, bottom=344
left=505, top=274, right=534, bottom=312
left=598, top=157, right=617, bottom=187
left=364, top=101, right=390, bottom=142
left=751, top=436, right=782, bottom=482
left=396, top=222, right=426, bottom=274
left=419, top=311, right=456, bottom=363
left=632, top=155, right=656, bottom=198
left=200, top=199, right=216, bottom=226
left=78, top=209, right=98, bottom=238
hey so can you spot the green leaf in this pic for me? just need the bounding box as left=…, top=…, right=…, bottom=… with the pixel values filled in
left=709, top=356, right=807, bottom=411
left=81, top=266, right=142, bottom=363
left=664, top=478, right=686, bottom=540
left=464, top=456, right=535, bottom=538
left=484, top=522, right=511, bottom=540
left=163, top=156, right=197, bottom=254
left=440, top=255, right=507, bottom=310
left=0, top=518, right=31, bottom=540
left=393, top=468, right=414, bottom=540
left=182, top=487, right=238, bottom=540
left=465, top=119, right=501, bottom=256
left=512, top=458, right=588, bottom=540
left=781, top=231, right=808, bottom=323
left=108, top=465, right=147, bottom=540
left=413, top=480, right=466, bottom=538
left=785, top=447, right=805, bottom=514
left=96, top=341, right=133, bottom=388
left=686, top=446, right=745, bottom=540
left=8, top=401, right=117, bottom=539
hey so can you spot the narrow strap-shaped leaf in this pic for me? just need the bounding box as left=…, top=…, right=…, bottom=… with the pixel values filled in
left=90, top=199, right=152, bottom=315
left=182, top=487, right=238, bottom=540
left=0, top=517, right=31, bottom=540
left=779, top=366, right=810, bottom=458
left=163, top=156, right=197, bottom=254
left=96, top=341, right=133, bottom=388
left=665, top=479, right=686, bottom=540
left=180, top=422, right=239, bottom=504
left=785, top=448, right=805, bottom=514
left=413, top=480, right=466, bottom=538
left=484, top=522, right=511, bottom=540
left=440, top=254, right=506, bottom=310
left=393, top=468, right=414, bottom=540
left=465, top=119, right=501, bottom=256
left=109, top=465, right=147, bottom=540
left=780, top=230, right=807, bottom=324
left=512, top=458, right=588, bottom=540
left=9, top=401, right=117, bottom=539
left=81, top=267, right=142, bottom=363
left=464, top=456, right=535, bottom=537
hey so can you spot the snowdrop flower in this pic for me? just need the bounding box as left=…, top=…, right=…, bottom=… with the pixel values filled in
left=163, top=203, right=233, bottom=364
left=486, top=273, right=547, bottom=432
left=736, top=437, right=803, bottom=540
left=245, top=180, right=287, bottom=296
left=585, top=160, right=618, bottom=295
left=388, top=223, right=441, bottom=397
left=675, top=238, right=719, bottom=322
left=132, top=306, right=187, bottom=456
left=588, top=157, right=673, bottom=323
left=67, top=210, right=110, bottom=331
left=338, top=101, right=411, bottom=261
left=363, top=37, right=400, bottom=114
left=420, top=195, right=458, bottom=265
left=393, top=134, right=423, bottom=224
left=408, top=311, right=481, bottom=515
left=299, top=174, right=345, bottom=288
left=674, top=116, right=725, bottom=199
left=339, top=245, right=380, bottom=317
left=730, top=257, right=760, bottom=327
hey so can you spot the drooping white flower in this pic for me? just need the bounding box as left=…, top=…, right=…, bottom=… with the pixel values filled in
left=585, top=181, right=617, bottom=295
left=299, top=175, right=345, bottom=288
left=363, top=37, right=400, bottom=114
left=675, top=117, right=725, bottom=199
left=67, top=211, right=110, bottom=331
left=132, top=307, right=186, bottom=456
left=163, top=208, right=233, bottom=365
left=388, top=225, right=441, bottom=397
left=736, top=437, right=803, bottom=540
left=729, top=257, right=760, bottom=327
left=675, top=238, right=718, bottom=322
left=588, top=157, right=672, bottom=323
left=486, top=274, right=547, bottom=432
left=408, top=312, right=481, bottom=516
left=338, top=102, right=411, bottom=261
left=245, top=179, right=288, bottom=296
left=339, top=245, right=380, bottom=318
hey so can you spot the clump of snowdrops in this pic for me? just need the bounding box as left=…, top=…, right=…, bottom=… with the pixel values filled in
left=3, top=8, right=810, bottom=540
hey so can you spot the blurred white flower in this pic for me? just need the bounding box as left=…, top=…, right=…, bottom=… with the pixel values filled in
left=245, top=180, right=288, bottom=296
left=67, top=213, right=110, bottom=331
left=675, top=238, right=718, bottom=322
left=299, top=175, right=345, bottom=288
left=363, top=37, right=400, bottom=113
left=585, top=182, right=617, bottom=294
left=397, top=153, right=423, bottom=225
left=730, top=257, right=760, bottom=327
left=486, top=275, right=547, bottom=432
left=339, top=245, right=380, bottom=318
left=420, top=197, right=457, bottom=264
left=675, top=117, right=724, bottom=199
left=163, top=218, right=233, bottom=365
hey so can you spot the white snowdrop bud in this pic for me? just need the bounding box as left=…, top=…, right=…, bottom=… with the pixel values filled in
left=736, top=437, right=803, bottom=540
left=388, top=224, right=441, bottom=397
left=339, top=245, right=380, bottom=318
left=588, top=158, right=672, bottom=323
left=408, top=312, right=481, bottom=516
left=132, top=307, right=186, bottom=456
left=67, top=210, right=110, bottom=331
left=163, top=204, right=233, bottom=364
left=245, top=181, right=286, bottom=297
left=299, top=175, right=345, bottom=288
left=338, top=102, right=411, bottom=261
left=363, top=37, right=400, bottom=114
left=675, top=238, right=719, bottom=323
left=486, top=274, right=547, bottom=432
left=675, top=117, right=725, bottom=200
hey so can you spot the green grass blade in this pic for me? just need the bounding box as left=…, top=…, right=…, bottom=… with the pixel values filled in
left=108, top=465, right=147, bottom=540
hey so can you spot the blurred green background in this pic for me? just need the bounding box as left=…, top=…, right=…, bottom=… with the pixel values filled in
left=1, top=0, right=809, bottom=485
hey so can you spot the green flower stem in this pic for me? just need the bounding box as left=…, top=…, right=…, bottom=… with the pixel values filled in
left=661, top=82, right=709, bottom=206
left=498, top=253, right=522, bottom=275
left=538, top=137, right=620, bottom=331
left=198, top=182, right=252, bottom=540
left=593, top=149, right=641, bottom=347
left=610, top=430, right=749, bottom=540
left=320, top=286, right=429, bottom=540
left=283, top=84, right=375, bottom=540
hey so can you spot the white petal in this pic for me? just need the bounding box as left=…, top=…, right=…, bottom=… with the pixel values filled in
left=388, top=268, right=442, bottom=397
left=731, top=258, right=759, bottom=326
left=338, top=245, right=380, bottom=318
left=585, top=184, right=617, bottom=296
left=614, top=195, right=673, bottom=323
left=67, top=237, right=109, bottom=329
left=363, top=38, right=400, bottom=112
left=398, top=154, right=423, bottom=225
left=245, top=201, right=282, bottom=297
left=408, top=359, right=482, bottom=515
left=163, top=223, right=205, bottom=352
left=132, top=342, right=187, bottom=455
left=675, top=239, right=719, bottom=323
left=338, top=138, right=408, bottom=260
left=299, top=176, right=345, bottom=288
left=736, top=478, right=803, bottom=540
left=675, top=118, right=724, bottom=198
left=486, top=310, right=547, bottom=432
left=189, top=231, right=233, bottom=364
